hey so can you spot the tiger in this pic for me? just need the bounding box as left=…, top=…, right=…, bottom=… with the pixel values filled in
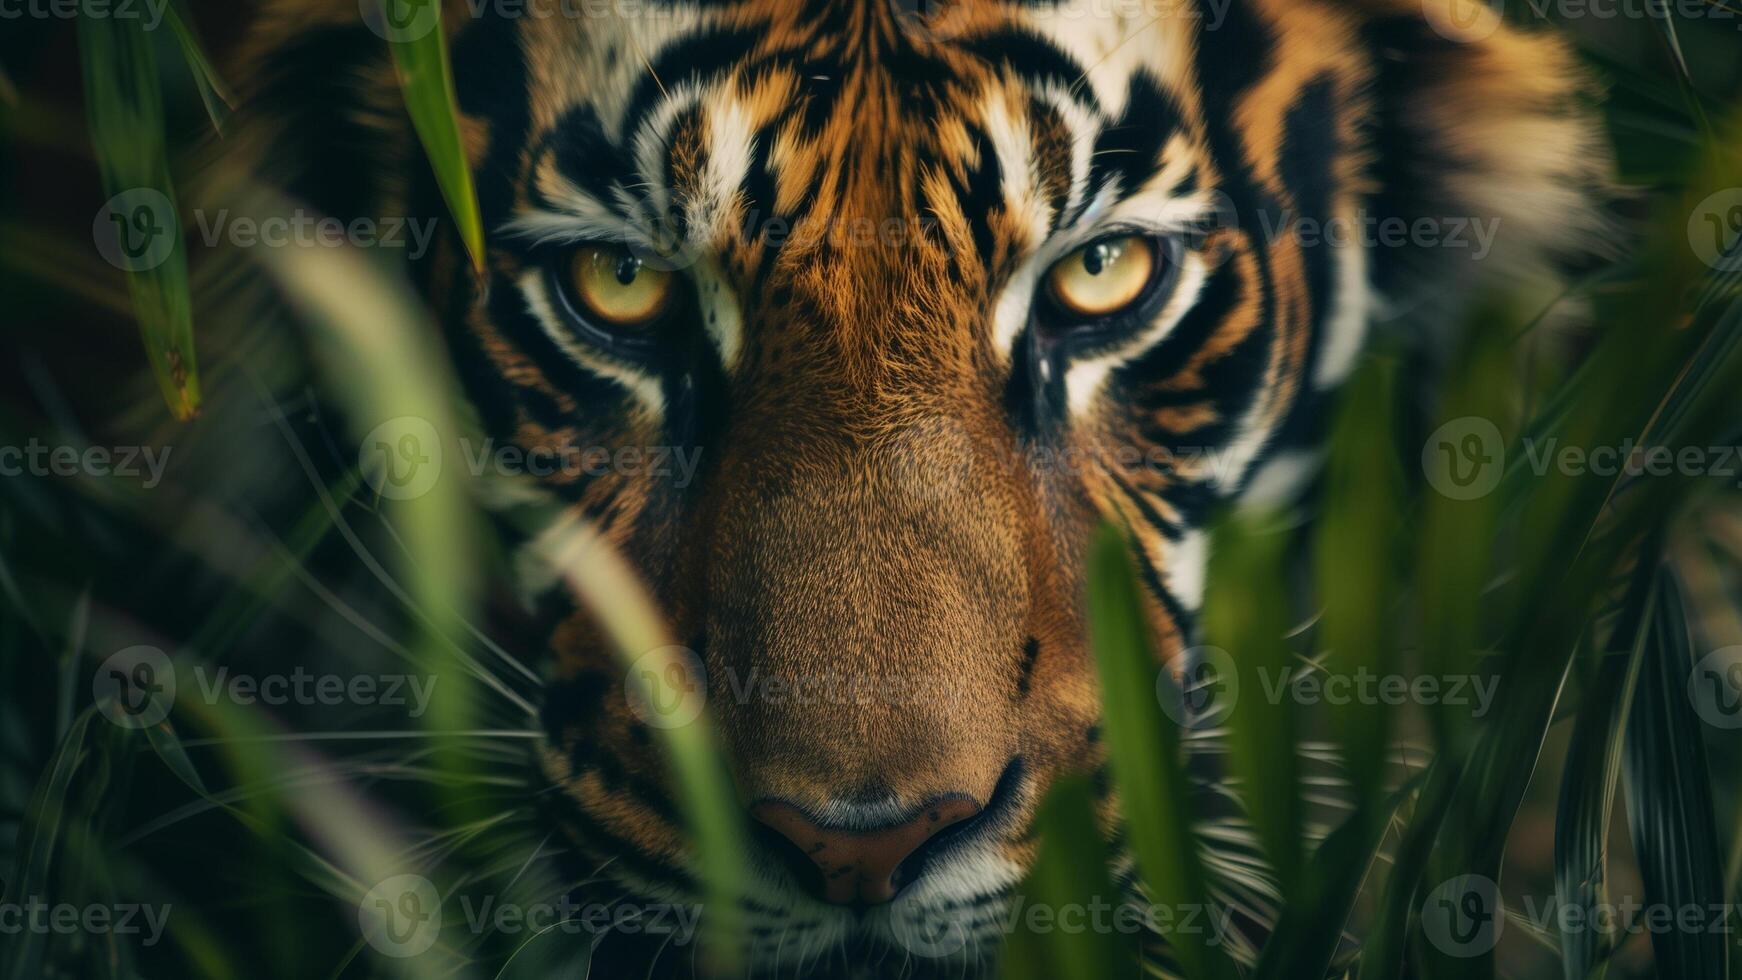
left=232, top=0, right=1608, bottom=975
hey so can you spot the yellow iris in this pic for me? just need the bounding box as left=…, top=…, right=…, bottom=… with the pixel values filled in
left=1044, top=235, right=1156, bottom=318
left=566, top=245, right=674, bottom=327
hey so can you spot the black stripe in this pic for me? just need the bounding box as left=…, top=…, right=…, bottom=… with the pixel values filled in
left=961, top=26, right=1088, bottom=94
left=618, top=27, right=759, bottom=151
left=1086, top=71, right=1185, bottom=200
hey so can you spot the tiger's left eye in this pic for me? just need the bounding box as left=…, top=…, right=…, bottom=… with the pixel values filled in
left=1044, top=235, right=1157, bottom=318
left=561, top=244, right=675, bottom=330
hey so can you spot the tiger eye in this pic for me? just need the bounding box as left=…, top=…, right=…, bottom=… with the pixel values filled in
left=1045, top=235, right=1156, bottom=318
left=565, top=244, right=674, bottom=328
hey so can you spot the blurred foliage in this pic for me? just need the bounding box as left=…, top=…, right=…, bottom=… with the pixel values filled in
left=0, top=3, right=1740, bottom=980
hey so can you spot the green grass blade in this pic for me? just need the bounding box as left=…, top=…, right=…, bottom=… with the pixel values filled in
left=1553, top=556, right=1655, bottom=980
left=538, top=516, right=747, bottom=971
left=1203, top=509, right=1302, bottom=893
left=1001, top=775, right=1135, bottom=980
left=77, top=3, right=201, bottom=420
left=163, top=0, right=232, bottom=133
left=1354, top=758, right=1464, bottom=980
left=1621, top=571, right=1729, bottom=980
left=1086, top=522, right=1235, bottom=980
left=383, top=0, right=486, bottom=273
left=1314, top=354, right=1404, bottom=814
left=4, top=708, right=97, bottom=979
left=1252, top=773, right=1422, bottom=980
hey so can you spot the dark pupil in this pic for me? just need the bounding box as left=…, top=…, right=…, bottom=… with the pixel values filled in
left=613, top=254, right=641, bottom=286
left=1082, top=243, right=1111, bottom=276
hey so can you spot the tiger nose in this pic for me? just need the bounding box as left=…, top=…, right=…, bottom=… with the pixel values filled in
left=750, top=797, right=983, bottom=905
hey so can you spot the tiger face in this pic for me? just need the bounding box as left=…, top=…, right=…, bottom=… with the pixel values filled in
left=240, top=0, right=1604, bottom=972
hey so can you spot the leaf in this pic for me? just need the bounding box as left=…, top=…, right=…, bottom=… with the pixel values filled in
left=1621, top=571, right=1728, bottom=980
left=162, top=0, right=232, bottom=133
left=1203, top=509, right=1302, bottom=893
left=1253, top=774, right=1423, bottom=980
left=77, top=4, right=201, bottom=420
left=1355, top=758, right=1465, bottom=980
left=1002, top=775, right=1135, bottom=980
left=5, top=708, right=97, bottom=979
left=1085, top=522, right=1236, bottom=980
left=1553, top=554, right=1655, bottom=980
left=1313, top=355, right=1404, bottom=814
left=492, top=920, right=594, bottom=980
left=382, top=0, right=486, bottom=272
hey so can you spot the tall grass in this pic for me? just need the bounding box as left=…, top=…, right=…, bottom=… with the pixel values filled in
left=1, top=4, right=1739, bottom=980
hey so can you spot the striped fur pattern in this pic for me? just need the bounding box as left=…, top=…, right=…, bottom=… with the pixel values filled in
left=236, top=0, right=1605, bottom=974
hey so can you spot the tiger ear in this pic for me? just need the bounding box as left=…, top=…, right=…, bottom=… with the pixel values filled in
left=1346, top=0, right=1613, bottom=294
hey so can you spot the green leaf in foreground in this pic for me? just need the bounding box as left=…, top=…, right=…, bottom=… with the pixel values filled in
left=78, top=3, right=201, bottom=420
left=1553, top=554, right=1655, bottom=980
left=383, top=0, right=487, bottom=273
left=163, top=0, right=232, bottom=133
left=1001, top=775, right=1134, bottom=980
left=1086, top=522, right=1234, bottom=980
left=1204, top=509, right=1302, bottom=894
left=1621, top=571, right=1728, bottom=980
